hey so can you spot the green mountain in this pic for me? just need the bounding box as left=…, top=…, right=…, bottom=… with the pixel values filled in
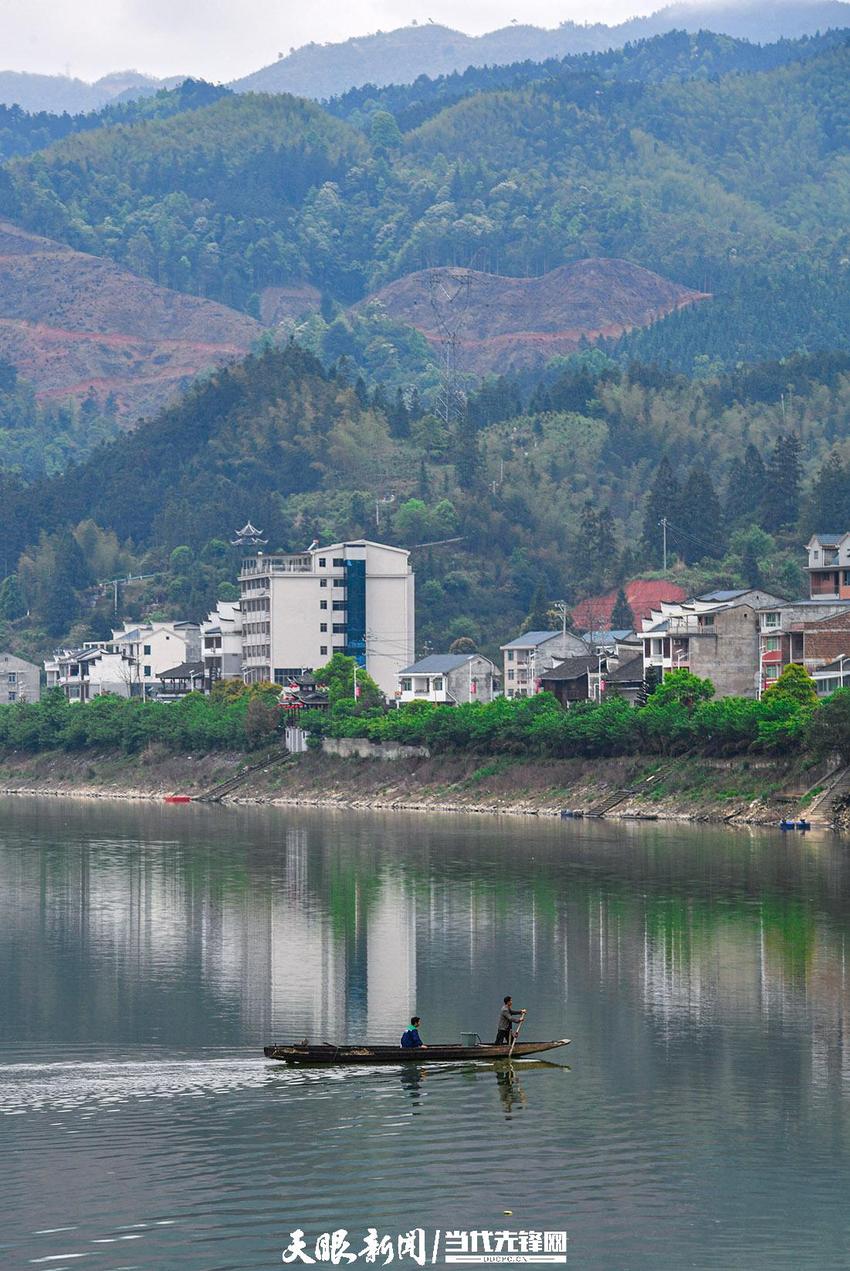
left=4, top=36, right=850, bottom=372
left=5, top=342, right=850, bottom=653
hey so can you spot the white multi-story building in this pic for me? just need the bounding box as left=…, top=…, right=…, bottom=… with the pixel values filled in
left=240, top=539, right=414, bottom=697
left=201, top=601, right=243, bottom=684
left=0, top=653, right=40, bottom=703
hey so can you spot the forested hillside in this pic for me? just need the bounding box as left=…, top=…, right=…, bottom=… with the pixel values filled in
left=4, top=39, right=850, bottom=371
left=3, top=343, right=850, bottom=659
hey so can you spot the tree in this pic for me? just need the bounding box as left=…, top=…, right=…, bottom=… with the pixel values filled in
left=641, top=457, right=680, bottom=565
left=449, top=636, right=477, bottom=654
left=610, top=587, right=634, bottom=631
left=648, top=669, right=714, bottom=709
left=314, top=652, right=382, bottom=708
left=761, top=662, right=818, bottom=707
left=677, top=466, right=725, bottom=564
left=804, top=449, right=850, bottom=535
left=741, top=539, right=763, bottom=588
left=761, top=432, right=802, bottom=532
left=806, top=688, right=850, bottom=761
left=369, top=110, right=402, bottom=150
left=725, top=443, right=766, bottom=527
left=0, top=574, right=25, bottom=621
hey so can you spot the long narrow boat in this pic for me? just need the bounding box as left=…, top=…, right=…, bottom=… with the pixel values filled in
left=263, top=1039, right=570, bottom=1065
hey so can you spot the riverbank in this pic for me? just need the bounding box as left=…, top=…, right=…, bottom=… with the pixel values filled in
left=0, top=745, right=840, bottom=827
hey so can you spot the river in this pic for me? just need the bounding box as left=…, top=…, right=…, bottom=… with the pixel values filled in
left=1, top=797, right=849, bottom=1269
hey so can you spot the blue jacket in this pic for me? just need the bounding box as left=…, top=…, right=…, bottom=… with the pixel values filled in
left=400, top=1027, right=423, bottom=1048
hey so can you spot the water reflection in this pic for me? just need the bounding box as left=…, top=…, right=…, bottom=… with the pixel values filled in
left=3, top=800, right=850, bottom=1269
left=1, top=800, right=849, bottom=1060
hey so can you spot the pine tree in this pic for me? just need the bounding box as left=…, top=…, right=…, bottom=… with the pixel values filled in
left=741, top=540, right=763, bottom=588
left=0, top=574, right=25, bottom=621
left=725, top=443, right=766, bottom=527
left=417, top=457, right=430, bottom=500
left=454, top=419, right=479, bottom=491
left=610, top=587, right=635, bottom=631
left=388, top=388, right=410, bottom=438
left=762, top=432, right=802, bottom=532
left=677, top=466, right=725, bottom=564
left=596, top=510, right=617, bottom=572
left=641, top=457, right=680, bottom=564
left=804, top=449, right=850, bottom=534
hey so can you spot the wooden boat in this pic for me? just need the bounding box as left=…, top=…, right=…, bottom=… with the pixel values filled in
left=263, top=1039, right=570, bottom=1065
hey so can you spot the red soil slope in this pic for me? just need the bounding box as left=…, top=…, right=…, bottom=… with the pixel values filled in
left=361, top=259, right=709, bottom=375
left=572, top=579, right=688, bottom=631
left=0, top=221, right=262, bottom=422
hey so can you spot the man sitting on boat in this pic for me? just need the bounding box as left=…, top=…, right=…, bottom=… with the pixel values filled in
left=400, top=1016, right=426, bottom=1048
left=495, top=996, right=526, bottom=1045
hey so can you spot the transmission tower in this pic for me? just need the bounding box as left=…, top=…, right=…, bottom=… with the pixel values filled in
left=428, top=267, right=474, bottom=427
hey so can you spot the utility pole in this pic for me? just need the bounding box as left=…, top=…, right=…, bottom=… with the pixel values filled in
left=554, top=600, right=570, bottom=638
left=660, top=517, right=669, bottom=572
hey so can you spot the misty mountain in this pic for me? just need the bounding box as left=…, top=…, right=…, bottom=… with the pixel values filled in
left=231, top=2, right=850, bottom=99
left=0, top=68, right=182, bottom=114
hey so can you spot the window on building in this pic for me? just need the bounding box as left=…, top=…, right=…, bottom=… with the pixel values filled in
left=320, top=646, right=328, bottom=656
left=763, top=612, right=780, bottom=628
left=143, top=645, right=151, bottom=655
left=7, top=691, right=15, bottom=702
left=144, top=666, right=151, bottom=677
left=765, top=636, right=781, bottom=652
left=332, top=623, right=347, bottom=634
left=318, top=557, right=326, bottom=567
left=764, top=665, right=780, bottom=680
left=433, top=677, right=443, bottom=692
left=333, top=557, right=344, bottom=567
left=6, top=672, right=15, bottom=683
left=507, top=669, right=515, bottom=681
left=507, top=650, right=514, bottom=661
left=320, top=600, right=328, bottom=610
left=320, top=622, right=328, bottom=632
left=401, top=678, right=412, bottom=692
left=813, top=550, right=820, bottom=561
left=332, top=601, right=346, bottom=611
left=320, top=578, right=328, bottom=588
left=843, top=570, right=850, bottom=586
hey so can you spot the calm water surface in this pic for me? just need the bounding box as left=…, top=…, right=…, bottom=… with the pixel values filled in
left=2, top=797, right=850, bottom=1269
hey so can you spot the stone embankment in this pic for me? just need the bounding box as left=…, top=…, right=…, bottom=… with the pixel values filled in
left=0, top=744, right=845, bottom=829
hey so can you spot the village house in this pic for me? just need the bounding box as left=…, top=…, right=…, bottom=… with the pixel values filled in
left=540, top=634, right=644, bottom=708
left=111, top=621, right=201, bottom=693
left=757, top=599, right=850, bottom=692
left=201, top=600, right=243, bottom=685
left=500, top=630, right=589, bottom=698
left=0, top=652, right=40, bottom=704
left=805, top=533, right=850, bottom=600
left=397, top=653, right=499, bottom=705
left=46, top=646, right=138, bottom=702
left=641, top=589, right=784, bottom=699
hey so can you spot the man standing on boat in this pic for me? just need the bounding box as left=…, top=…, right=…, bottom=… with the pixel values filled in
left=495, top=995, right=526, bottom=1045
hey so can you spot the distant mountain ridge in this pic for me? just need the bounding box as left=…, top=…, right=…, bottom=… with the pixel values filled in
left=3, top=3, right=849, bottom=113
left=0, top=69, right=182, bottom=114
left=231, top=3, right=850, bottom=99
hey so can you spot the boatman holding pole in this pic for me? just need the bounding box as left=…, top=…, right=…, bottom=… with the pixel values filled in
left=495, top=995, right=526, bottom=1045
